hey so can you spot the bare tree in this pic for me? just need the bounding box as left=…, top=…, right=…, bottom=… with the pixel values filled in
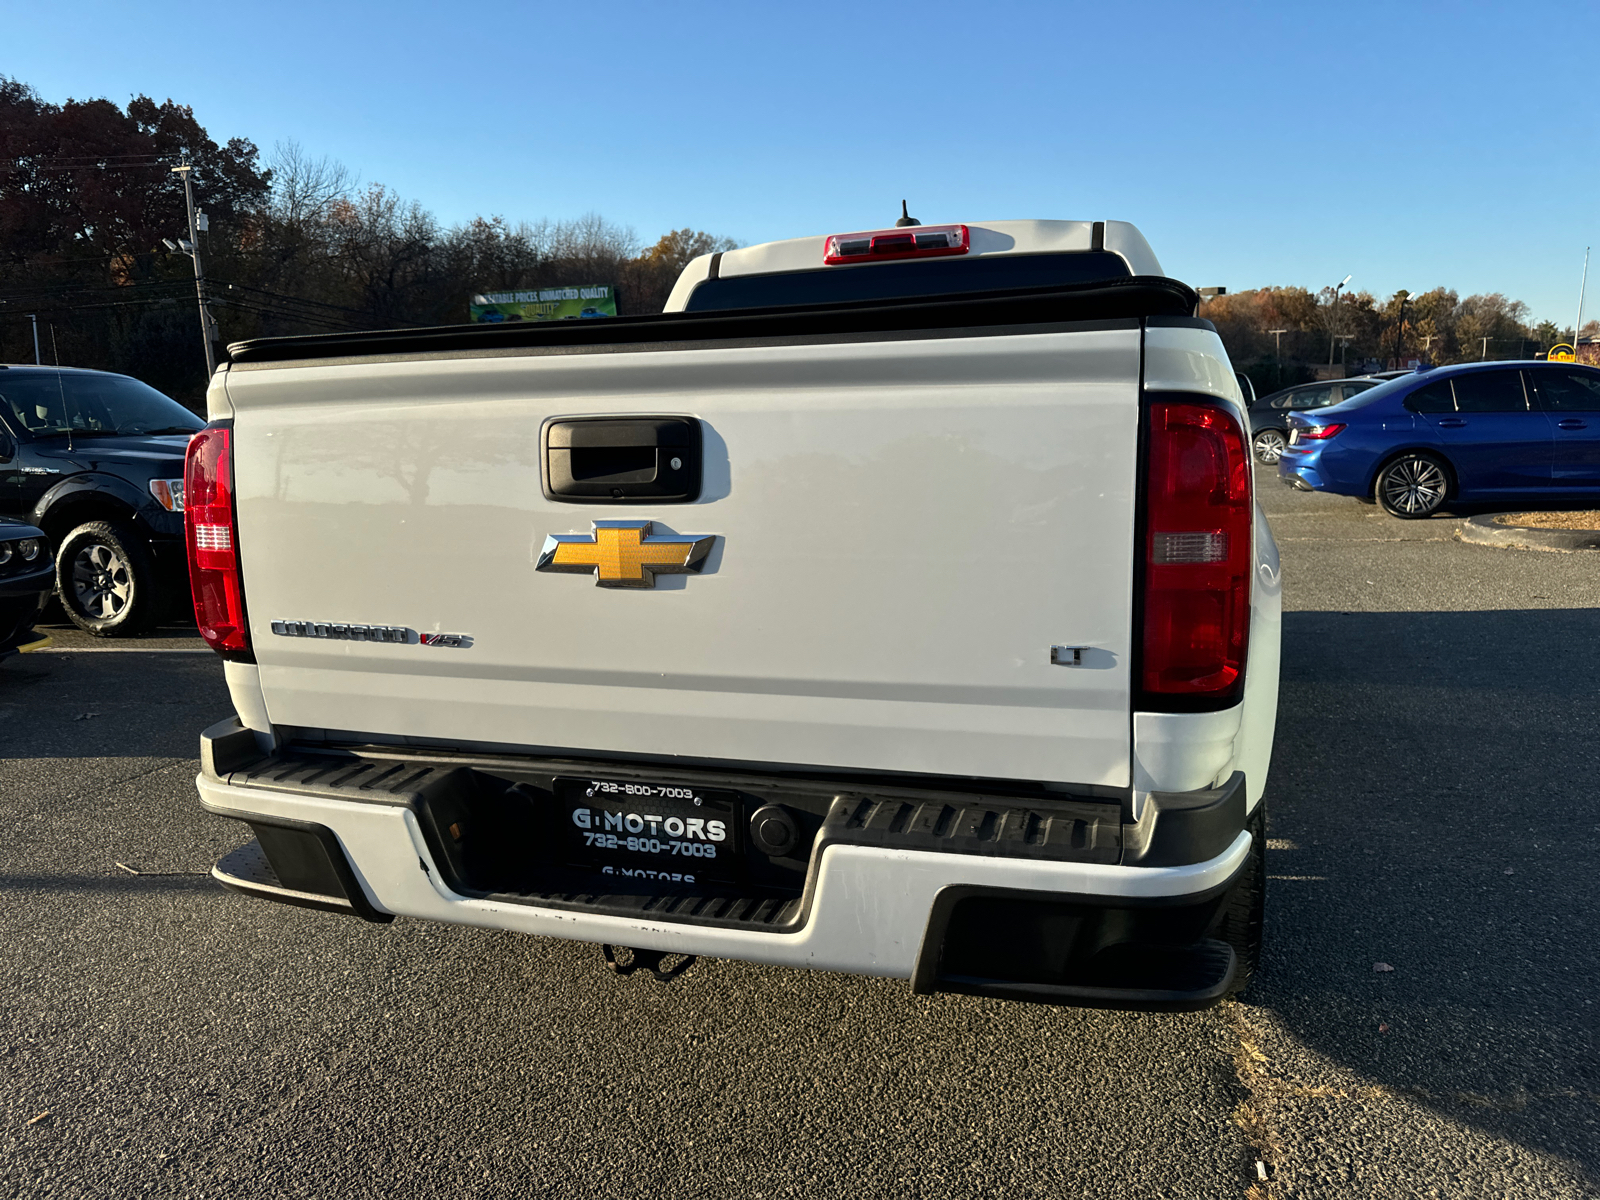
left=325, top=184, right=441, bottom=324
left=269, top=140, right=356, bottom=228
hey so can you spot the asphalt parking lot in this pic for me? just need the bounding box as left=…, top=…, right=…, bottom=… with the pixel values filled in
left=2, top=470, right=1597, bottom=1199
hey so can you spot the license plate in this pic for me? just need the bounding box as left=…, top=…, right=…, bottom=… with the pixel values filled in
left=556, top=776, right=741, bottom=885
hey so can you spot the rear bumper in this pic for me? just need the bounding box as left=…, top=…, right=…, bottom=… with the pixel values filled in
left=196, top=719, right=1252, bottom=1005
left=1277, top=451, right=1324, bottom=491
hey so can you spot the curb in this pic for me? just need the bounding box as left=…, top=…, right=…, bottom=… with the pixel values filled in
left=1456, top=515, right=1600, bottom=552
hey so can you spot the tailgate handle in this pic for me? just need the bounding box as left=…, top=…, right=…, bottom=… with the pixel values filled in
left=542, top=416, right=702, bottom=504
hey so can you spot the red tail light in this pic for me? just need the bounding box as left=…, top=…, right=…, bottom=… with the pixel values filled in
left=184, top=426, right=250, bottom=656
left=1140, top=399, right=1253, bottom=707
left=1294, top=422, right=1345, bottom=441
left=823, top=224, right=969, bottom=265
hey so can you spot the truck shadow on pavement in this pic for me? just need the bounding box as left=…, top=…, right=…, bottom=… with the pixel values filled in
left=1254, top=607, right=1600, bottom=1182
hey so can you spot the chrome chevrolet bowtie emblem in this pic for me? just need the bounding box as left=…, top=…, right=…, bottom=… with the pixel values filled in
left=536, top=520, right=715, bottom=589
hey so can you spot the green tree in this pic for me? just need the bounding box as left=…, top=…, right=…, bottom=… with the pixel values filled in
left=1533, top=320, right=1562, bottom=349
left=1407, top=289, right=1459, bottom=362
left=1312, top=286, right=1378, bottom=365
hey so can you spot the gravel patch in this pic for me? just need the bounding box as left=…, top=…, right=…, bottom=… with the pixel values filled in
left=1496, top=511, right=1600, bottom=530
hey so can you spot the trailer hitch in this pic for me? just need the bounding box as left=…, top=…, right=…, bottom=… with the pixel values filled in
left=601, top=944, right=697, bottom=983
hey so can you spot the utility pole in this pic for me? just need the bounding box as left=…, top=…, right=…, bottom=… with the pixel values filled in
left=1481, top=335, right=1490, bottom=360
left=1393, top=293, right=1409, bottom=366
left=29, top=314, right=40, bottom=364
left=1267, top=328, right=1289, bottom=389
left=170, top=160, right=218, bottom=377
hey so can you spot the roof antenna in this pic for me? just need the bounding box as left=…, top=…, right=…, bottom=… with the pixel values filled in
left=895, top=200, right=920, bottom=228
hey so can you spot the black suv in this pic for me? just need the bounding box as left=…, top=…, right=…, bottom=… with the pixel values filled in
left=1247, top=377, right=1385, bottom=464
left=0, top=366, right=202, bottom=634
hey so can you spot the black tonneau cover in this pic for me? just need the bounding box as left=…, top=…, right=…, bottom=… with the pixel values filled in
left=226, top=276, right=1199, bottom=368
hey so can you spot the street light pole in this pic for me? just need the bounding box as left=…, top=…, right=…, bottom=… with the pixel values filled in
left=170, top=160, right=218, bottom=377
left=1327, top=274, right=1352, bottom=366
left=1577, top=247, right=1591, bottom=352
left=29, top=313, right=40, bottom=364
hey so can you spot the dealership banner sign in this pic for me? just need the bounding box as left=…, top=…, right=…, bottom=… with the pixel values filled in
left=469, top=285, right=616, bottom=323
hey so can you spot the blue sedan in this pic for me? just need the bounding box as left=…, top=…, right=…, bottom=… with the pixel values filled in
left=1278, top=361, right=1600, bottom=517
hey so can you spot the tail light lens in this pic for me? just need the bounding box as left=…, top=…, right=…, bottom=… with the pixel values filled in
left=184, top=426, right=250, bottom=656
left=1140, top=399, right=1253, bottom=707
left=1293, top=422, right=1345, bottom=442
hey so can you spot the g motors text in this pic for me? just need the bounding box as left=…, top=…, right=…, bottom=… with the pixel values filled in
left=569, top=806, right=727, bottom=842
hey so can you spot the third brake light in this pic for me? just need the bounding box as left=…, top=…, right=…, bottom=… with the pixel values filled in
left=823, top=224, right=969, bottom=265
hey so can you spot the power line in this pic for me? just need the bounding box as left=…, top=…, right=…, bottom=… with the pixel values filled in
left=0, top=290, right=376, bottom=333
left=209, top=298, right=372, bottom=332
left=0, top=160, right=181, bottom=175
left=14, top=152, right=180, bottom=161
left=0, top=294, right=190, bottom=317
left=0, top=153, right=179, bottom=165
left=0, top=277, right=378, bottom=317
left=0, top=285, right=387, bottom=333
left=0, top=281, right=191, bottom=303
left=212, top=279, right=379, bottom=318
left=0, top=250, right=153, bottom=265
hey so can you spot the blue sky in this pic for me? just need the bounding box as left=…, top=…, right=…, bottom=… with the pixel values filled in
left=4, top=0, right=1594, bottom=323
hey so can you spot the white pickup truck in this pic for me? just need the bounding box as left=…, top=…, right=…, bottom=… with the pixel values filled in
left=188, top=216, right=1280, bottom=1009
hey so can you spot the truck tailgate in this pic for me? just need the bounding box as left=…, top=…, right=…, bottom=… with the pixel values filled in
left=225, top=324, right=1140, bottom=786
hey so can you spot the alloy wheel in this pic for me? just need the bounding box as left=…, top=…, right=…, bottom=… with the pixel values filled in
left=1382, top=456, right=1447, bottom=516
left=72, top=542, right=133, bottom=620
left=1252, top=429, right=1286, bottom=465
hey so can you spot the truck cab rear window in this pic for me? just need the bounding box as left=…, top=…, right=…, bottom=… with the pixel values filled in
left=684, top=251, right=1133, bottom=312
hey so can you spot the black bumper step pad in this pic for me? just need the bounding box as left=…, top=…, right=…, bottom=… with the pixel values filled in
left=937, top=938, right=1237, bottom=1011
left=823, top=794, right=1120, bottom=864
left=478, top=883, right=805, bottom=931
left=213, top=838, right=358, bottom=917
left=223, top=753, right=466, bottom=807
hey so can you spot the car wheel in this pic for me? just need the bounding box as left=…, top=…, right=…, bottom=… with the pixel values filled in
left=1252, top=428, right=1287, bottom=465
left=1375, top=452, right=1450, bottom=519
left=1219, top=806, right=1265, bottom=997
left=56, top=520, right=161, bottom=636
